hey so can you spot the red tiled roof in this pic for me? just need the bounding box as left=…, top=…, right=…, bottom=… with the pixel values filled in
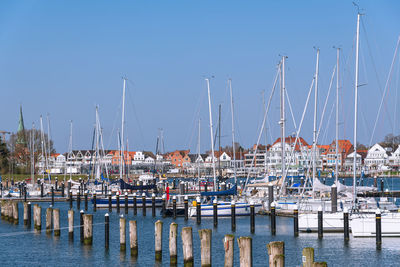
left=272, top=136, right=309, bottom=151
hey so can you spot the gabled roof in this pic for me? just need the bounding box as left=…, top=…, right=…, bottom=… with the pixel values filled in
left=272, top=136, right=309, bottom=151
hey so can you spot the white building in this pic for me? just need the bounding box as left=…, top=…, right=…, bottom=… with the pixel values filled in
left=364, top=143, right=389, bottom=170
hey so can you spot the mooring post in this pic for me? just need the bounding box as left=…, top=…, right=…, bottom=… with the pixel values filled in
left=61, top=182, right=65, bottom=198
left=155, top=220, right=163, bottom=261
left=69, top=190, right=73, bottom=209
left=376, top=209, right=382, bottom=249
left=83, top=214, right=93, bottom=245
left=77, top=187, right=81, bottom=210
left=68, top=209, right=74, bottom=240
left=267, top=241, right=285, bottom=267
left=34, top=204, right=41, bottom=231
left=93, top=192, right=97, bottom=212
left=105, top=213, right=109, bottom=249
left=142, top=193, right=146, bottom=216
left=231, top=200, right=236, bottom=232
left=223, top=234, right=234, bottom=267
left=331, top=183, right=337, bottom=213
left=182, top=227, right=193, bottom=267
left=116, top=192, right=120, bottom=213
left=108, top=193, right=112, bottom=212
left=199, top=229, right=212, bottom=267
left=302, top=247, right=314, bottom=267
left=161, top=194, right=166, bottom=218
left=41, top=183, right=44, bottom=198
left=237, top=236, right=252, bottom=267
left=84, top=190, right=88, bottom=211
left=130, top=220, right=138, bottom=257
left=23, top=202, right=28, bottom=225
left=169, top=222, right=178, bottom=265
left=250, top=200, right=255, bottom=234
left=125, top=192, right=129, bottom=214
left=196, top=196, right=201, bottom=225
left=184, top=195, right=188, bottom=221
left=80, top=210, right=84, bottom=243
left=173, top=195, right=177, bottom=219
left=343, top=208, right=349, bottom=241
left=51, top=186, right=55, bottom=207
left=268, top=183, right=274, bottom=211
left=120, top=215, right=126, bottom=251
left=271, top=202, right=276, bottom=235
left=318, top=207, right=323, bottom=239
left=213, top=199, right=218, bottom=227
left=53, top=208, right=60, bottom=236
left=12, top=201, right=18, bottom=225
left=133, top=193, right=137, bottom=215
left=24, top=186, right=27, bottom=202
left=46, top=207, right=53, bottom=234
left=152, top=193, right=156, bottom=217
left=294, top=205, right=299, bottom=237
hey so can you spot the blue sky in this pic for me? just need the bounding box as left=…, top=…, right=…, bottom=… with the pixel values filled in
left=1, top=1, right=399, bottom=153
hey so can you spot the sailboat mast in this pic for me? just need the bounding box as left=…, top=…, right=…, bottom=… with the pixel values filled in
left=353, top=13, right=361, bottom=208
left=218, top=104, right=221, bottom=176
left=120, top=78, right=126, bottom=180
left=229, top=79, right=237, bottom=184
left=206, top=78, right=217, bottom=191
left=197, top=119, right=201, bottom=180
left=31, top=122, right=35, bottom=184
left=280, top=56, right=286, bottom=186
left=312, top=49, right=320, bottom=196
left=335, top=48, right=340, bottom=183
left=69, top=120, right=73, bottom=181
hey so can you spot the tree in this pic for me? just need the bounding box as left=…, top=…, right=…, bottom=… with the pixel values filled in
left=0, top=137, right=9, bottom=174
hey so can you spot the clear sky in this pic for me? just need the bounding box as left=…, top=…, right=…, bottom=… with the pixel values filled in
left=1, top=0, right=399, bottom=153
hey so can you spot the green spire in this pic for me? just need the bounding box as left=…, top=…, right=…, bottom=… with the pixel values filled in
left=16, top=105, right=26, bottom=145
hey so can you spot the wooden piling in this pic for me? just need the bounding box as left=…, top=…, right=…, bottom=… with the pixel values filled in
left=302, top=247, right=314, bottom=267
left=120, top=215, right=126, bottom=251
left=376, top=209, right=382, bottom=249
left=23, top=202, right=28, bottom=225
left=12, top=201, right=18, bottom=225
left=84, top=191, right=88, bottom=211
left=173, top=195, right=177, bottom=219
left=184, top=195, right=188, bottom=221
left=331, top=184, right=337, bottom=212
left=108, top=193, right=112, bottom=212
left=142, top=193, right=146, bottom=216
left=196, top=197, right=201, bottom=225
left=105, top=213, right=109, bottom=249
left=129, top=220, right=138, bottom=257
left=133, top=193, right=137, bottom=215
left=199, top=229, right=212, bottom=267
left=223, top=235, right=234, bottom=267
left=318, top=207, right=323, bottom=239
left=169, top=222, right=178, bottom=265
left=237, top=236, right=252, bottom=267
left=213, top=199, right=218, bottom=227
left=34, top=204, right=41, bottom=231
left=53, top=208, right=60, bottom=236
left=271, top=202, right=276, bottom=235
left=46, top=207, right=53, bottom=234
left=161, top=194, right=166, bottom=218
left=155, top=220, right=163, bottom=261
left=267, top=241, right=285, bottom=267
left=69, top=190, right=73, bottom=209
left=51, top=186, right=55, bottom=207
left=83, top=214, right=93, bottom=245
left=294, top=205, right=299, bottom=237
left=268, top=183, right=274, bottom=211
left=250, top=201, right=255, bottom=234
left=152, top=193, right=156, bottom=217
left=93, top=192, right=97, bottom=211
left=231, top=200, right=236, bottom=232
left=125, top=192, right=128, bottom=214
left=80, top=210, right=84, bottom=243
left=116, top=192, right=120, bottom=213
left=61, top=182, right=65, bottom=197
left=68, top=209, right=74, bottom=240
left=182, top=227, right=193, bottom=267
left=77, top=187, right=81, bottom=210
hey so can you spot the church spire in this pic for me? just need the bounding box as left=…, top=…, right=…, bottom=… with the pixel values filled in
left=16, top=105, right=26, bottom=145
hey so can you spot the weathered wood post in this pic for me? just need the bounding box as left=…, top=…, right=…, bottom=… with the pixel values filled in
left=376, top=209, right=382, bottom=249
left=267, top=241, right=285, bottom=267
left=105, top=213, right=109, bottom=249
left=12, top=201, right=19, bottom=225
left=302, top=247, right=314, bottom=267
left=223, top=235, right=234, bottom=267
left=34, top=204, right=41, bottom=231
left=130, top=220, right=138, bottom=257
left=69, top=189, right=73, bottom=209
left=84, top=190, right=88, bottom=211
left=108, top=193, right=112, bottom=212
left=61, top=182, right=65, bottom=197
left=24, top=186, right=27, bottom=202
left=152, top=193, right=156, bottom=217
left=213, top=199, right=218, bottom=227
left=125, top=192, right=129, bottom=214
left=93, top=192, right=97, bottom=212
left=250, top=201, right=255, bottom=234
left=51, top=186, right=55, bottom=207
left=133, top=193, right=137, bottom=215
left=173, top=195, right=177, bottom=219
left=182, top=227, right=193, bottom=267
left=184, top=195, right=188, bottom=221
left=120, top=215, right=126, bottom=251
left=40, top=183, right=44, bottom=198
left=80, top=210, right=84, bottom=243
left=46, top=207, right=53, bottom=234
left=68, top=209, right=74, bottom=240
left=271, top=202, right=276, bottom=235
left=231, top=200, right=236, bottom=232
left=268, top=183, right=274, bottom=211
left=142, top=193, right=146, bottom=216
left=331, top=183, right=337, bottom=212
left=24, top=202, right=31, bottom=226
left=196, top=196, right=201, bottom=225
left=169, top=222, right=178, bottom=265
left=238, top=236, right=252, bottom=267
left=53, top=208, right=60, bottom=236
left=343, top=208, right=349, bottom=241
left=294, top=205, right=299, bottom=237
left=77, top=187, right=81, bottom=210
left=116, top=192, right=120, bottom=213
left=318, top=207, right=323, bottom=239
left=155, top=220, right=163, bottom=261
left=83, top=214, right=93, bottom=245
left=161, top=194, right=166, bottom=218
left=199, top=229, right=212, bottom=267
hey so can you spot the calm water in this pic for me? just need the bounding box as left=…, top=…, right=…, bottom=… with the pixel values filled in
left=1, top=177, right=400, bottom=266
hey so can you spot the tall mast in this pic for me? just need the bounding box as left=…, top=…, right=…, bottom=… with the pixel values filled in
left=197, top=119, right=201, bottom=180
left=206, top=78, right=217, bottom=191
left=40, top=115, right=48, bottom=180
left=353, top=13, right=361, bottom=208
left=68, top=120, right=73, bottom=181
left=312, top=49, right=320, bottom=196
left=262, top=90, right=267, bottom=175
left=46, top=114, right=51, bottom=160
left=335, top=48, right=340, bottom=183
left=280, top=56, right=286, bottom=186
left=218, top=104, right=221, bottom=176
left=95, top=106, right=101, bottom=180
left=31, top=123, right=35, bottom=184
left=120, top=78, right=126, bottom=180
left=229, top=79, right=237, bottom=184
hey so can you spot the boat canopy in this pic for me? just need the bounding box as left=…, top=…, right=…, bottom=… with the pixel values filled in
left=119, top=179, right=156, bottom=190
left=200, top=184, right=237, bottom=197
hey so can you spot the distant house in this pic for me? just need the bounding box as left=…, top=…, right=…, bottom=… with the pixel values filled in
left=364, top=143, right=389, bottom=170
left=165, top=150, right=191, bottom=168
left=325, top=140, right=354, bottom=170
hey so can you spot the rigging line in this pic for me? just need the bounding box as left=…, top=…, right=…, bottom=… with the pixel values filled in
left=185, top=83, right=206, bottom=152
left=126, top=82, right=146, bottom=151
left=105, top=94, right=122, bottom=151
left=394, top=53, right=400, bottom=135
left=368, top=36, right=400, bottom=147
left=316, top=64, right=336, bottom=142
left=244, top=61, right=281, bottom=190
left=321, top=102, right=335, bottom=146
left=284, top=86, right=298, bottom=131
